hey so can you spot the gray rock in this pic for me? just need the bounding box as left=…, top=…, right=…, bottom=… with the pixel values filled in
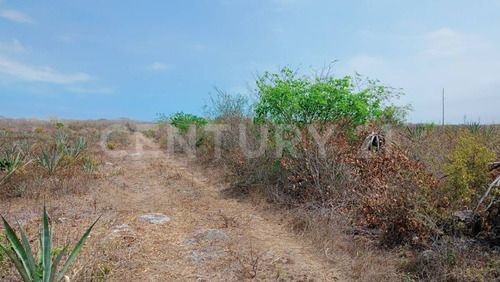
left=452, top=210, right=474, bottom=222
left=417, top=250, right=437, bottom=266
left=191, top=245, right=224, bottom=264
left=452, top=210, right=479, bottom=236
left=112, top=224, right=131, bottom=233
left=182, top=229, right=229, bottom=246
left=182, top=238, right=199, bottom=246
left=250, top=214, right=262, bottom=220
left=139, top=213, right=171, bottom=224
left=195, top=229, right=228, bottom=242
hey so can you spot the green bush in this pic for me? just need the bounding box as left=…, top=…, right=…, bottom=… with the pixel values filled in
left=253, top=67, right=408, bottom=129
left=444, top=131, right=495, bottom=207
left=159, top=112, right=207, bottom=133
left=143, top=130, right=154, bottom=138
left=106, top=142, right=115, bottom=150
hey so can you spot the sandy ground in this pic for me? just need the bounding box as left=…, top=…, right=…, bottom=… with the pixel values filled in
left=1, top=132, right=343, bottom=281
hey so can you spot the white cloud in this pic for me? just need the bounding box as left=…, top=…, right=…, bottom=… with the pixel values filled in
left=0, top=9, right=35, bottom=24
left=0, top=57, right=94, bottom=84
left=66, top=86, right=114, bottom=94
left=423, top=28, right=492, bottom=57
left=0, top=39, right=25, bottom=53
left=147, top=62, right=172, bottom=71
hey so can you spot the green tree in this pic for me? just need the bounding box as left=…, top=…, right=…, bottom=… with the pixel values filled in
left=253, top=66, right=408, bottom=128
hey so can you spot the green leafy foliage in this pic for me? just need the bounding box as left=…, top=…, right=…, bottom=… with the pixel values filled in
left=0, top=206, right=100, bottom=282
left=378, top=104, right=413, bottom=126
left=158, top=112, right=207, bottom=133
left=253, top=67, right=408, bottom=129
left=106, top=142, right=115, bottom=150
left=444, top=131, right=496, bottom=207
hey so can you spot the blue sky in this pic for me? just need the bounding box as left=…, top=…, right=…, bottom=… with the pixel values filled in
left=0, top=0, right=499, bottom=123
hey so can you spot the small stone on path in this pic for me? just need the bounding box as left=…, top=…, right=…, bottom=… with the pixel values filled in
left=139, top=213, right=171, bottom=224
left=112, top=224, right=131, bottom=233
left=191, top=245, right=224, bottom=264
left=196, top=229, right=228, bottom=242
left=182, top=229, right=229, bottom=246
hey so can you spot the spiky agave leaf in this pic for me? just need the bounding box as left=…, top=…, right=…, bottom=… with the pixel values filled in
left=0, top=242, right=31, bottom=281
left=0, top=216, right=33, bottom=281
left=17, top=221, right=38, bottom=281
left=42, top=206, right=53, bottom=282
left=56, top=215, right=101, bottom=282
left=49, top=245, right=68, bottom=282
left=1, top=207, right=100, bottom=282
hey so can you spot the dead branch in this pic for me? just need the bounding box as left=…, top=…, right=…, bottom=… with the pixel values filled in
left=488, top=161, right=500, bottom=171
left=474, top=174, right=500, bottom=214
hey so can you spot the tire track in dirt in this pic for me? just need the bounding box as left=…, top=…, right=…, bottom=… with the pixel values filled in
left=106, top=132, right=343, bottom=281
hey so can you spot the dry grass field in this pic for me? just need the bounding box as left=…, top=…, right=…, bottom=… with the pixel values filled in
left=1, top=118, right=499, bottom=281
left=1, top=119, right=347, bottom=281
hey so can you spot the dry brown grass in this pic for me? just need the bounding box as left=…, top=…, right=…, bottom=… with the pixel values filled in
left=1, top=120, right=346, bottom=281
left=3, top=118, right=499, bottom=281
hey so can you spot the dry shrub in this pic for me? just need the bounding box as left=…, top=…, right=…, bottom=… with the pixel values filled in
left=106, top=130, right=130, bottom=150
left=286, top=207, right=401, bottom=281
left=202, top=121, right=444, bottom=246
left=404, top=237, right=500, bottom=281
left=352, top=147, right=442, bottom=247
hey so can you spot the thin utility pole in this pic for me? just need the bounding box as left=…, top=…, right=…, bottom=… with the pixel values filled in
left=442, top=88, right=445, bottom=126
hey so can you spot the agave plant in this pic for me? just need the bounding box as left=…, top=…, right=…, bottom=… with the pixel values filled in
left=0, top=207, right=100, bottom=281
left=35, top=148, right=64, bottom=175
left=0, top=145, right=28, bottom=186
left=65, top=137, right=87, bottom=159
left=81, top=155, right=98, bottom=172
left=465, top=120, right=481, bottom=134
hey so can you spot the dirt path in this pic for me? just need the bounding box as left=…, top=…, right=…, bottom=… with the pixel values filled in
left=2, top=132, right=343, bottom=281
left=96, top=132, right=343, bottom=281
